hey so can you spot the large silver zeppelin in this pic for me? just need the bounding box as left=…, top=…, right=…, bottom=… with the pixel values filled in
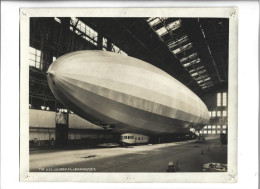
left=47, top=50, right=209, bottom=135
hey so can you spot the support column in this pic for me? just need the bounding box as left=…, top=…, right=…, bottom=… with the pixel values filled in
left=97, top=34, right=103, bottom=50
left=107, top=40, right=112, bottom=51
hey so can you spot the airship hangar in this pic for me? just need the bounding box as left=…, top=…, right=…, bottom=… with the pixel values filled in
left=29, top=17, right=229, bottom=172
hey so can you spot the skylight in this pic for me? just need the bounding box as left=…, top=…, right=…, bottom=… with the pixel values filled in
left=172, top=48, right=182, bottom=55
left=199, top=83, right=206, bottom=87
left=204, top=77, right=211, bottom=81
left=172, top=43, right=192, bottom=55
left=111, top=43, right=127, bottom=56
left=156, top=27, right=168, bottom=36
left=167, top=35, right=188, bottom=50
left=189, top=66, right=204, bottom=74
left=180, top=53, right=197, bottom=63
left=191, top=72, right=198, bottom=77
left=195, top=74, right=208, bottom=81
left=167, top=20, right=181, bottom=31
left=147, top=17, right=213, bottom=91
left=183, top=58, right=200, bottom=66
left=197, top=70, right=206, bottom=75
left=155, top=19, right=181, bottom=37
left=180, top=43, right=192, bottom=51
left=183, top=62, right=191, bottom=67
left=148, top=17, right=167, bottom=27
left=147, top=17, right=155, bottom=22
left=70, top=17, right=98, bottom=46
left=197, top=80, right=204, bottom=84
left=188, top=68, right=196, bottom=73
left=54, top=17, right=61, bottom=23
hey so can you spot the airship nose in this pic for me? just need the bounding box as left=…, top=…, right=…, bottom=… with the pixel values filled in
left=47, top=70, right=55, bottom=76
left=47, top=65, right=57, bottom=86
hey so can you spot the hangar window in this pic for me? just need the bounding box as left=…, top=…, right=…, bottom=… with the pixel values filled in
left=217, top=111, right=221, bottom=117
left=70, top=17, right=98, bottom=46
left=209, top=111, right=211, bottom=117
left=208, top=125, right=211, bottom=129
left=29, top=47, right=42, bottom=69
left=102, top=37, right=107, bottom=50
left=208, top=130, right=212, bottom=134
left=111, top=43, right=127, bottom=56
left=212, top=125, right=216, bottom=129
left=203, top=130, right=207, bottom=134
left=59, top=108, right=68, bottom=113
left=53, top=56, right=56, bottom=62
left=223, top=111, right=227, bottom=117
left=217, top=93, right=221, bottom=106
left=222, top=125, right=227, bottom=129
left=211, top=111, right=216, bottom=117
left=217, top=125, right=221, bottom=129
left=222, top=92, right=227, bottom=106
left=217, top=130, right=221, bottom=134
left=212, top=130, right=216, bottom=134
left=222, top=130, right=226, bottom=134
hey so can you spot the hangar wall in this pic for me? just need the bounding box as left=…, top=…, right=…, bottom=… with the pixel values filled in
left=201, top=90, right=228, bottom=135
left=29, top=109, right=116, bottom=147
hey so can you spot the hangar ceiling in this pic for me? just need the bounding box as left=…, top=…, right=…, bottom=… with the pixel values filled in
left=29, top=17, right=229, bottom=110
left=80, top=17, right=229, bottom=98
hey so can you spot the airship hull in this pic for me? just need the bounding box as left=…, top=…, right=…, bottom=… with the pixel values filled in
left=47, top=50, right=209, bottom=135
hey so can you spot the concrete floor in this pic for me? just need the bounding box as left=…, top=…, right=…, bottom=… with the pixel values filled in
left=30, top=136, right=227, bottom=172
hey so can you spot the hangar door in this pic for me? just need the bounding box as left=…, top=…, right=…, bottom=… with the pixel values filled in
left=55, top=112, right=68, bottom=145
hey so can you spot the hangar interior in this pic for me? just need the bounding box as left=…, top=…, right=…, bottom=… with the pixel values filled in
left=29, top=17, right=228, bottom=147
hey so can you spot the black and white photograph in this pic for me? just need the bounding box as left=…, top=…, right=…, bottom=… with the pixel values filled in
left=19, top=8, right=238, bottom=182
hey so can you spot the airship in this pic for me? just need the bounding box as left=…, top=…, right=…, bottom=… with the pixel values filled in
left=47, top=50, right=209, bottom=136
